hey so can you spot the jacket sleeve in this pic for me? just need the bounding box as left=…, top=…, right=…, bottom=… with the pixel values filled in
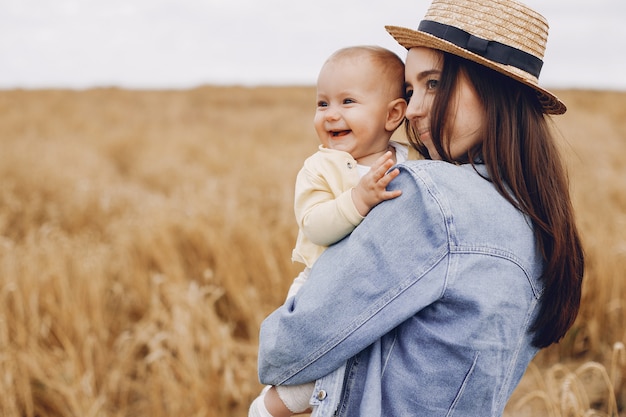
left=294, top=155, right=364, bottom=247
left=259, top=165, right=451, bottom=385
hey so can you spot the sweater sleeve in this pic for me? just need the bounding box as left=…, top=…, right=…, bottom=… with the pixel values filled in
left=294, top=153, right=364, bottom=247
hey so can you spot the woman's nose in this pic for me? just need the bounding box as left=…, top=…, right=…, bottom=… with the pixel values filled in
left=405, top=94, right=426, bottom=120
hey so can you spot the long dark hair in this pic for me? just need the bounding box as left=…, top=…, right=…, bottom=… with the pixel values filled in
left=406, top=53, right=584, bottom=348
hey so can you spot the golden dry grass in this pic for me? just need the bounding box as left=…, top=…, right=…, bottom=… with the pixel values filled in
left=0, top=86, right=624, bottom=416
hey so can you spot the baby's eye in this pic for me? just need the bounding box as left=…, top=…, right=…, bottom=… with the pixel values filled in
left=343, top=98, right=355, bottom=105
left=317, top=100, right=328, bottom=108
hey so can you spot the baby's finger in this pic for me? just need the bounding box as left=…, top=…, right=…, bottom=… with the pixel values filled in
left=374, top=158, right=396, bottom=179
left=381, top=188, right=403, bottom=200
left=380, top=167, right=400, bottom=185
left=372, top=151, right=394, bottom=170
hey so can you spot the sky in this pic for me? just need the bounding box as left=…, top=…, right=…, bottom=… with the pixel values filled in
left=1, top=0, right=625, bottom=90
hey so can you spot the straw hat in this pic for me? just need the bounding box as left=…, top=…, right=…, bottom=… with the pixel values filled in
left=386, top=0, right=566, bottom=114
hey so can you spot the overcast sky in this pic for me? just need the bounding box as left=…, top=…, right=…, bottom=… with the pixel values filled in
left=1, top=0, right=625, bottom=90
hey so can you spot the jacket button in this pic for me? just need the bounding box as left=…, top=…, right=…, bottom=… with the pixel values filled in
left=316, top=390, right=327, bottom=401
left=346, top=161, right=354, bottom=169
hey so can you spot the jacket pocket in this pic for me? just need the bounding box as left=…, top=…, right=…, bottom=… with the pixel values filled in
left=446, top=351, right=479, bottom=417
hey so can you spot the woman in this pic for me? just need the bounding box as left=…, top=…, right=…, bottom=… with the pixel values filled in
left=257, top=0, right=584, bottom=415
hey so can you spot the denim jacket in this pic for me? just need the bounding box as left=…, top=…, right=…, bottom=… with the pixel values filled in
left=258, top=160, right=544, bottom=416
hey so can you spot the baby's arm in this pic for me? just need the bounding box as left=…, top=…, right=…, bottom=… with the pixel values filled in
left=351, top=151, right=402, bottom=216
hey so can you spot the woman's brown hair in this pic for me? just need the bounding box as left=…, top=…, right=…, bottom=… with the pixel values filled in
left=406, top=53, right=584, bottom=348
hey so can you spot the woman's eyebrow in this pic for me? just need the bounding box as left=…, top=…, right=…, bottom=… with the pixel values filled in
left=416, top=69, right=441, bottom=81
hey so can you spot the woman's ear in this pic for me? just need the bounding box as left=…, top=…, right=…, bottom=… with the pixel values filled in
left=386, top=98, right=408, bottom=132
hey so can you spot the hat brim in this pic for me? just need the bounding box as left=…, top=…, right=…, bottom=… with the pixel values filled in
left=385, top=25, right=566, bottom=115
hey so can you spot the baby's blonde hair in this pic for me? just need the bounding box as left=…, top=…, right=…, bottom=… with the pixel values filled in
left=325, top=45, right=405, bottom=100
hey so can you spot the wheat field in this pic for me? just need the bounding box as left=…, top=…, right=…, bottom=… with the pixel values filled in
left=0, top=86, right=624, bottom=416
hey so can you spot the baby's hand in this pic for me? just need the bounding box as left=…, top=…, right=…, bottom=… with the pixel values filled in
left=352, top=151, right=402, bottom=216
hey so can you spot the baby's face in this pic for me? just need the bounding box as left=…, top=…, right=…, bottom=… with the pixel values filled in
left=314, top=56, right=397, bottom=164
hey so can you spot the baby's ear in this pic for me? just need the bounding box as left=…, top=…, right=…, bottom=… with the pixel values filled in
left=386, top=98, right=407, bottom=132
